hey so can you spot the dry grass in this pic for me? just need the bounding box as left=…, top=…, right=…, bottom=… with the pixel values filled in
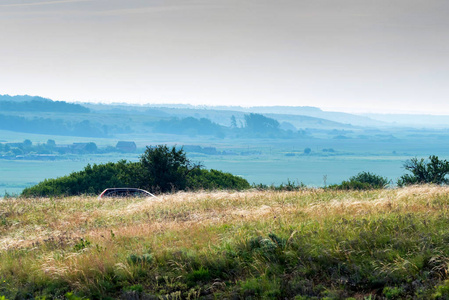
left=2, top=185, right=449, bottom=298
left=2, top=186, right=449, bottom=252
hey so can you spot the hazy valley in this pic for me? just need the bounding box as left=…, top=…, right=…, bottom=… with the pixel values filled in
left=1, top=94, right=449, bottom=196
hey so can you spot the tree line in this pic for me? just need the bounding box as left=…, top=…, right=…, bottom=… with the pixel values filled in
left=147, top=113, right=306, bottom=139
left=0, top=99, right=89, bottom=113
left=0, top=115, right=107, bottom=137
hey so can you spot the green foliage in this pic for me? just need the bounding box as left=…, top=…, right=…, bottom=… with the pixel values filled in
left=21, top=160, right=142, bottom=197
left=239, top=276, right=281, bottom=299
left=330, top=171, right=389, bottom=190
left=186, top=267, right=211, bottom=286
left=21, top=145, right=250, bottom=197
left=73, top=238, right=91, bottom=252
left=140, top=145, right=201, bottom=193
left=123, top=284, right=143, bottom=293
left=433, top=280, right=449, bottom=299
left=398, top=155, right=449, bottom=186
left=187, top=169, right=250, bottom=190
left=383, top=286, right=404, bottom=299
left=127, top=253, right=153, bottom=266
left=253, top=180, right=305, bottom=191
left=65, top=292, right=89, bottom=300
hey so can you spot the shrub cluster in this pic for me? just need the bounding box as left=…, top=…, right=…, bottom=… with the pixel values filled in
left=398, top=155, right=449, bottom=186
left=329, top=171, right=389, bottom=190
left=21, top=145, right=250, bottom=197
left=330, top=155, right=449, bottom=190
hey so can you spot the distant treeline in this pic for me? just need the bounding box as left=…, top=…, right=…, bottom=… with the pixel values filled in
left=152, top=117, right=224, bottom=137
left=0, top=115, right=106, bottom=137
left=0, top=95, right=89, bottom=113
left=149, top=113, right=307, bottom=139
left=0, top=94, right=308, bottom=139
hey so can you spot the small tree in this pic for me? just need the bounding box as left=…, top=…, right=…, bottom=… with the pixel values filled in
left=398, top=155, right=449, bottom=186
left=330, top=171, right=389, bottom=190
left=140, top=145, right=201, bottom=193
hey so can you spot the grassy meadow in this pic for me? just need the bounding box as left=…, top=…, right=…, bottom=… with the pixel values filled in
left=2, top=186, right=449, bottom=299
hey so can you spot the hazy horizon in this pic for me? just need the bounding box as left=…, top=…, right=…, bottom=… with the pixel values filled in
left=4, top=92, right=449, bottom=116
left=1, top=0, right=448, bottom=114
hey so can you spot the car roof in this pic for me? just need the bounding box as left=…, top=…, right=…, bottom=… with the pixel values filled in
left=98, top=188, right=157, bottom=198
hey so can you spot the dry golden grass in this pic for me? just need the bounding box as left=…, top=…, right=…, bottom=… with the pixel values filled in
left=2, top=186, right=448, bottom=252
left=3, top=185, right=449, bottom=298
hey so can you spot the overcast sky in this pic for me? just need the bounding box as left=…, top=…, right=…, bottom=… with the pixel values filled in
left=1, top=0, right=448, bottom=114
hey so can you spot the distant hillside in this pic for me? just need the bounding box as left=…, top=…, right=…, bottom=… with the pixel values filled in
left=214, top=105, right=384, bottom=127
left=120, top=103, right=383, bottom=127
left=85, top=103, right=354, bottom=130
left=0, top=94, right=89, bottom=113
left=363, top=113, right=449, bottom=128
left=0, top=114, right=106, bottom=137
left=65, top=101, right=449, bottom=129
left=0, top=94, right=49, bottom=102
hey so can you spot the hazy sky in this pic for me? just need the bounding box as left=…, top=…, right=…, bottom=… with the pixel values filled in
left=1, top=0, right=448, bottom=114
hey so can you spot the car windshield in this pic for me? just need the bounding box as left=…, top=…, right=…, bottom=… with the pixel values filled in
left=99, top=188, right=154, bottom=198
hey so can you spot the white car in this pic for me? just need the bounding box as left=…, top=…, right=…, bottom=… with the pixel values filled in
left=98, top=188, right=156, bottom=199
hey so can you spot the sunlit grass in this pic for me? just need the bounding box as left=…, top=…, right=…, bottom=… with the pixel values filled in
left=2, top=186, right=449, bottom=298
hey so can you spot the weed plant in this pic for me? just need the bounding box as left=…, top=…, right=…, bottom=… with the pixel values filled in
left=2, top=186, right=449, bottom=298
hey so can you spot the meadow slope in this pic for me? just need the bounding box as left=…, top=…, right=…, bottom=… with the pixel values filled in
left=2, top=187, right=449, bottom=299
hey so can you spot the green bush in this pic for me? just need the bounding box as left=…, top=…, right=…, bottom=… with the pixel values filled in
left=187, top=169, right=250, bottom=190
left=21, top=145, right=250, bottom=197
left=21, top=160, right=142, bottom=197
left=253, top=180, right=305, bottom=191
left=398, top=155, right=449, bottom=186
left=139, top=145, right=201, bottom=193
left=329, top=171, right=389, bottom=190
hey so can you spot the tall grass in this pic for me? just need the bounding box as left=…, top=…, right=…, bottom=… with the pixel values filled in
left=2, top=186, right=449, bottom=298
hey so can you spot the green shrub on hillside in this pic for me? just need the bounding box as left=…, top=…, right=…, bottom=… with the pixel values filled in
left=329, top=171, right=389, bottom=190
left=187, top=169, right=250, bottom=190
left=398, top=155, right=449, bottom=186
left=253, top=179, right=305, bottom=191
left=21, top=160, right=142, bottom=197
left=139, top=145, right=201, bottom=193
left=21, top=145, right=250, bottom=197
